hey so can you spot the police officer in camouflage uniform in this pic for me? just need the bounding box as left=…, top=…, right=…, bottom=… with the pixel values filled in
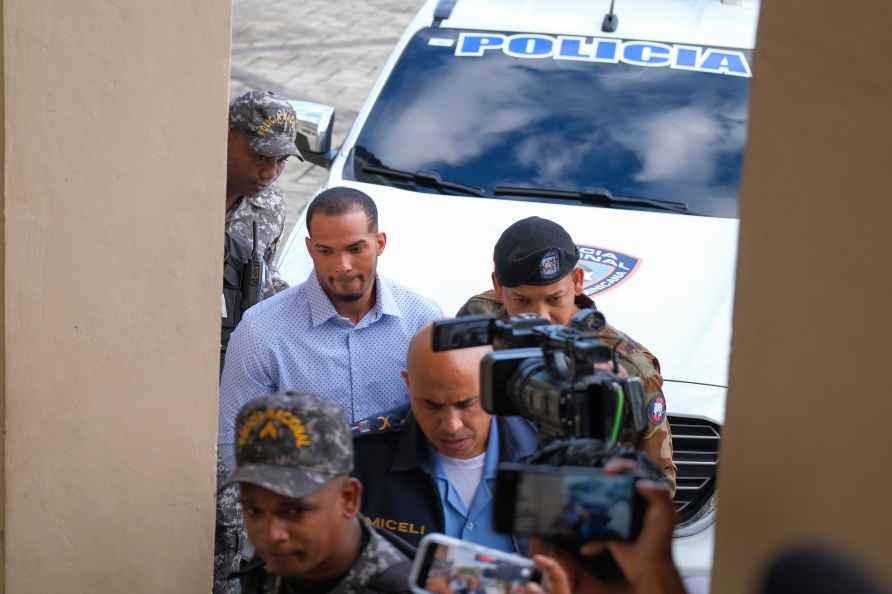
left=221, top=392, right=413, bottom=594
left=456, top=217, right=677, bottom=494
left=227, top=89, right=300, bottom=295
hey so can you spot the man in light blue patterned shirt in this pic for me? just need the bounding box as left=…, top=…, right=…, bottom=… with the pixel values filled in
left=219, top=186, right=443, bottom=467
left=215, top=188, right=441, bottom=594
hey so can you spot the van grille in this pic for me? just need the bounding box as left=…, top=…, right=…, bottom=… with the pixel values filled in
left=668, top=415, right=720, bottom=525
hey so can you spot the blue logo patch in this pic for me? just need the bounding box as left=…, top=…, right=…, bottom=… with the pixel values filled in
left=577, top=245, right=640, bottom=296
left=539, top=249, right=561, bottom=280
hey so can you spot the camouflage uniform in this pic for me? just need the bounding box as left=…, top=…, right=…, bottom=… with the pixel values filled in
left=240, top=518, right=410, bottom=594
left=221, top=392, right=411, bottom=594
left=215, top=456, right=247, bottom=594
left=225, top=187, right=288, bottom=295
left=457, top=290, right=677, bottom=494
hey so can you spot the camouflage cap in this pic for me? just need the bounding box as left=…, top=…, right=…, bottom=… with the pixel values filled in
left=223, top=391, right=353, bottom=498
left=229, top=90, right=301, bottom=159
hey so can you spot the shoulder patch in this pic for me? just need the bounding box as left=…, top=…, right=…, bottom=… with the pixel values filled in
left=352, top=413, right=404, bottom=436
left=648, top=393, right=667, bottom=426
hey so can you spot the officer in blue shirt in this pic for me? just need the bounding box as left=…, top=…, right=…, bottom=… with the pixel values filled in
left=351, top=323, right=538, bottom=554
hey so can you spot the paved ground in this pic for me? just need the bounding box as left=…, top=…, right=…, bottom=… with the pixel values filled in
left=230, top=0, right=421, bottom=241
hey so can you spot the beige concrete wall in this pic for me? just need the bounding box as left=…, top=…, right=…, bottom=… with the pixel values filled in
left=712, top=1, right=892, bottom=593
left=0, top=0, right=5, bottom=584
left=1, top=1, right=230, bottom=592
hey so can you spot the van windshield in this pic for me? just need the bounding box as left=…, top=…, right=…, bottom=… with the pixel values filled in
left=351, top=27, right=752, bottom=218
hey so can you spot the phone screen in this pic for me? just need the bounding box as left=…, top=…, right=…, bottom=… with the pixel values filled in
left=511, top=467, right=638, bottom=541
left=417, top=542, right=538, bottom=594
left=431, top=316, right=493, bottom=352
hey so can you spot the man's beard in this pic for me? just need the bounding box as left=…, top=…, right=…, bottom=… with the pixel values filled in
left=328, top=274, right=367, bottom=302
left=331, top=291, right=364, bottom=302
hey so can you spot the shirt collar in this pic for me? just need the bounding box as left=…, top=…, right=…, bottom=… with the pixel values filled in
left=305, top=271, right=402, bottom=328
left=305, top=271, right=341, bottom=327
left=375, top=274, right=402, bottom=319
left=393, top=414, right=500, bottom=478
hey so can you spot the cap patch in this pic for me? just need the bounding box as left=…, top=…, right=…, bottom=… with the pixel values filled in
left=238, top=408, right=311, bottom=449
left=257, top=110, right=297, bottom=137
left=577, top=245, right=641, bottom=296
left=539, top=249, right=561, bottom=280
left=648, top=394, right=666, bottom=425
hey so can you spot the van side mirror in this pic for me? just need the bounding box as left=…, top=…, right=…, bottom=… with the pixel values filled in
left=289, top=100, right=337, bottom=169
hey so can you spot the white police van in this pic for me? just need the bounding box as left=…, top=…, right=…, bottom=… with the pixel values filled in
left=279, top=0, right=759, bottom=585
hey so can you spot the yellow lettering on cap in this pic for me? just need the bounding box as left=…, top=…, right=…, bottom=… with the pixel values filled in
left=257, top=110, right=297, bottom=137
left=237, top=408, right=311, bottom=449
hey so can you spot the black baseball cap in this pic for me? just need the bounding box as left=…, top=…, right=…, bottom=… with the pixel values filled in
left=494, top=217, right=579, bottom=287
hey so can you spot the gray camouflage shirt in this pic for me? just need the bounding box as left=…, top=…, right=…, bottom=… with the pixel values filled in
left=225, top=186, right=289, bottom=294
left=245, top=519, right=409, bottom=594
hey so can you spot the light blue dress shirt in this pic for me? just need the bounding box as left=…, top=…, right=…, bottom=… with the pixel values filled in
left=432, top=419, right=515, bottom=553
left=218, top=271, right=442, bottom=466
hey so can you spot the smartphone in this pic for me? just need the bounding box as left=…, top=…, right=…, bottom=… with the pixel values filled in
left=494, top=463, right=644, bottom=543
left=409, top=533, right=542, bottom=594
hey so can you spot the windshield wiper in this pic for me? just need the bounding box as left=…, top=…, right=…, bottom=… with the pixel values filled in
left=361, top=163, right=485, bottom=197
left=494, top=185, right=690, bottom=214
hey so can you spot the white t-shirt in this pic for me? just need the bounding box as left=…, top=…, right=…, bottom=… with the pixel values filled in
left=438, top=451, right=486, bottom=508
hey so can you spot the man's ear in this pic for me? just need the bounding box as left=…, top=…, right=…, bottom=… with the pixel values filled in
left=570, top=268, right=585, bottom=295
left=305, top=236, right=313, bottom=254
left=491, top=271, right=502, bottom=295
left=376, top=232, right=387, bottom=255
left=400, top=369, right=410, bottom=390
left=341, top=477, right=362, bottom=518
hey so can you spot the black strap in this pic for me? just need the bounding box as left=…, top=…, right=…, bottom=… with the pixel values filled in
left=364, top=560, right=414, bottom=594
left=375, top=527, right=417, bottom=560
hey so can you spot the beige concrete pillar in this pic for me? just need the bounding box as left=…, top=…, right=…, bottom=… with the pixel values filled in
left=712, top=2, right=892, bottom=593
left=1, top=1, right=231, bottom=592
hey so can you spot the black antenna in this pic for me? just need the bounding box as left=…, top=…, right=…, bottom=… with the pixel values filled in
left=601, top=0, right=619, bottom=33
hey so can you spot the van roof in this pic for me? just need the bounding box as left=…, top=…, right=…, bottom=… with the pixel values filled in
left=419, top=0, right=759, bottom=50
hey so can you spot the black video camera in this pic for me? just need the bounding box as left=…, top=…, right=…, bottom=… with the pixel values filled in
left=431, top=309, right=658, bottom=550
left=431, top=308, right=647, bottom=442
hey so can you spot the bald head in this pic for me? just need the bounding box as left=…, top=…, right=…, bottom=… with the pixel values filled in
left=404, top=323, right=492, bottom=459
left=406, top=324, right=491, bottom=387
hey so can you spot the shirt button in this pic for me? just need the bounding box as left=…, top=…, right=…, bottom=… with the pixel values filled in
left=466, top=522, right=475, bottom=531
